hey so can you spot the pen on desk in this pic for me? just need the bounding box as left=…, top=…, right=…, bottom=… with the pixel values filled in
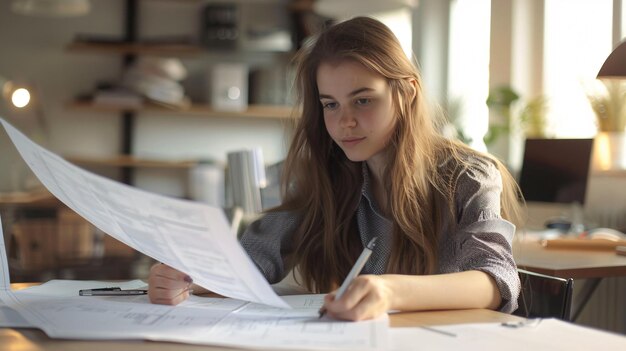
left=79, top=287, right=148, bottom=296
left=318, top=237, right=377, bottom=318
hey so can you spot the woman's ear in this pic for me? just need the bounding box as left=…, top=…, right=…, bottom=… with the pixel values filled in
left=407, top=78, right=418, bottom=101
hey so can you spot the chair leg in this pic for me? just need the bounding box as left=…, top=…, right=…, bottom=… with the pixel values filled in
left=572, top=278, right=602, bottom=322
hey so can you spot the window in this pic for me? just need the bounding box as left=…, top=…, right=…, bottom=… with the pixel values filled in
left=543, top=0, right=613, bottom=137
left=447, top=0, right=491, bottom=151
left=371, top=8, right=413, bottom=59
left=314, top=2, right=413, bottom=59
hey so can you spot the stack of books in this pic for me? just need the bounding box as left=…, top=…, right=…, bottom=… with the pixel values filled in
left=123, top=57, right=190, bottom=108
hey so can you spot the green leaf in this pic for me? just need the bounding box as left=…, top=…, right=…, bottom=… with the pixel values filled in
left=486, top=86, right=520, bottom=108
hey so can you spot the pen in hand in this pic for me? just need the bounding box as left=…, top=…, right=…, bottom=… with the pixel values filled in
left=318, top=237, right=377, bottom=318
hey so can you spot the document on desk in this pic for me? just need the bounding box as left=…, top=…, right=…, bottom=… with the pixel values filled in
left=0, top=118, right=287, bottom=309
left=389, top=319, right=626, bottom=350
left=0, top=216, right=8, bottom=292
left=0, top=126, right=389, bottom=350
left=16, top=279, right=148, bottom=297
left=2, top=287, right=388, bottom=350
left=0, top=215, right=34, bottom=328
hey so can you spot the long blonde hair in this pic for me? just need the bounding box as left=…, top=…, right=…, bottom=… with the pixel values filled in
left=274, top=17, right=521, bottom=292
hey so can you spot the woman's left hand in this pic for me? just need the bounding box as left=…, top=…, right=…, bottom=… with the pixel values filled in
left=321, top=275, right=393, bottom=321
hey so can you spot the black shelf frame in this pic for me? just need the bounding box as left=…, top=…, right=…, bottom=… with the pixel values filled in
left=121, top=0, right=138, bottom=185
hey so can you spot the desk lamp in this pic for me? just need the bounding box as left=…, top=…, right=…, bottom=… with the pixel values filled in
left=597, top=40, right=626, bottom=78
left=588, top=40, right=626, bottom=235
left=591, top=41, right=626, bottom=172
left=0, top=76, right=47, bottom=138
left=0, top=77, right=32, bottom=109
left=0, top=76, right=47, bottom=193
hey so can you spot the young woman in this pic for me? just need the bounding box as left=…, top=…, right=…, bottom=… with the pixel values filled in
left=148, top=16, right=522, bottom=321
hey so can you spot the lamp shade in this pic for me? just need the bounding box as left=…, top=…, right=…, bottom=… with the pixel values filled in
left=597, top=40, right=626, bottom=78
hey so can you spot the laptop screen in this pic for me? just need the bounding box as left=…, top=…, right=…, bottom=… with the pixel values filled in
left=518, top=138, right=594, bottom=204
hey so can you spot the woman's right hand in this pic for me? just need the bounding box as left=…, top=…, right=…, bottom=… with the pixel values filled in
left=148, top=263, right=193, bottom=305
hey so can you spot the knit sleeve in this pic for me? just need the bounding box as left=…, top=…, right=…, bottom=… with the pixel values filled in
left=239, top=211, right=299, bottom=284
left=453, top=156, right=521, bottom=313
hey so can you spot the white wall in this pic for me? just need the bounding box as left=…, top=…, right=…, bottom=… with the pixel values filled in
left=1, top=0, right=120, bottom=191
left=0, top=1, right=289, bottom=196
left=412, top=0, right=450, bottom=104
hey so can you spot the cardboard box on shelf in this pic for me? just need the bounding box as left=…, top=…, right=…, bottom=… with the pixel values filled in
left=12, top=219, right=57, bottom=270
left=56, top=208, right=96, bottom=260
left=103, top=235, right=136, bottom=258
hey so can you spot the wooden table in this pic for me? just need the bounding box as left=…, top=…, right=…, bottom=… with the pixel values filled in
left=513, top=238, right=626, bottom=320
left=0, top=310, right=521, bottom=351
left=1, top=283, right=523, bottom=351
left=514, top=239, right=626, bottom=279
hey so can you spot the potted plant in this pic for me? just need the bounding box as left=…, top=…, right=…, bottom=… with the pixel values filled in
left=587, top=80, right=626, bottom=171
left=485, top=86, right=547, bottom=167
left=485, top=86, right=548, bottom=144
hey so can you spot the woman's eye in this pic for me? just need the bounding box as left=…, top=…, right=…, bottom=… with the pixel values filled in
left=322, top=101, right=338, bottom=110
left=355, top=98, right=371, bottom=105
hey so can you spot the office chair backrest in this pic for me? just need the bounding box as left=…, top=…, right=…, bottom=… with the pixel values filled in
left=513, top=268, right=574, bottom=320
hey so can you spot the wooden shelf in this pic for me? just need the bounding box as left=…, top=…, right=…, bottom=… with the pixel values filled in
left=66, top=41, right=294, bottom=57
left=67, top=101, right=296, bottom=120
left=65, top=155, right=198, bottom=169
left=0, top=189, right=56, bottom=206
left=66, top=41, right=205, bottom=56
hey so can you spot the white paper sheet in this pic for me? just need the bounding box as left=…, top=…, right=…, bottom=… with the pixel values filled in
left=0, top=305, right=31, bottom=328
left=0, top=215, right=32, bottom=328
left=390, top=319, right=626, bottom=351
left=1, top=287, right=388, bottom=350
left=15, top=279, right=148, bottom=297
left=0, top=128, right=390, bottom=349
left=0, top=216, right=9, bottom=291
left=0, top=118, right=287, bottom=309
